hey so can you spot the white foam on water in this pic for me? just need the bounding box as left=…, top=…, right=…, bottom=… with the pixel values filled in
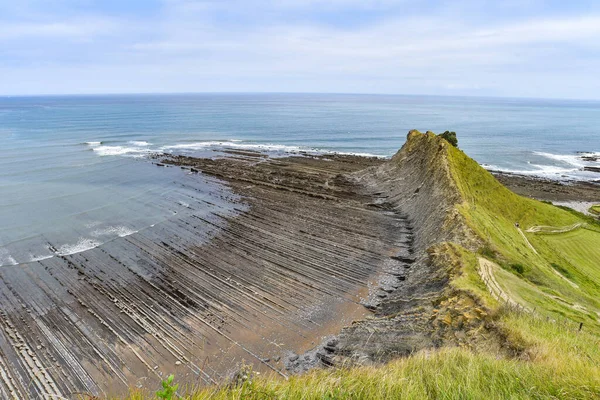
left=29, top=254, right=54, bottom=262
left=530, top=164, right=581, bottom=174
left=485, top=149, right=600, bottom=182
left=129, top=141, right=152, bottom=146
left=485, top=163, right=575, bottom=175
left=484, top=163, right=600, bottom=181
left=0, top=249, right=17, bottom=267
left=533, top=152, right=588, bottom=168
left=93, top=145, right=156, bottom=157
left=160, top=140, right=387, bottom=158
left=55, top=238, right=101, bottom=256
left=161, top=141, right=295, bottom=152
left=87, top=138, right=387, bottom=159
left=91, top=226, right=137, bottom=238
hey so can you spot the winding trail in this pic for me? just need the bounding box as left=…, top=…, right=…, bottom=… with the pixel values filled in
left=526, top=223, right=585, bottom=234
left=478, top=258, right=530, bottom=311
left=516, top=227, right=538, bottom=255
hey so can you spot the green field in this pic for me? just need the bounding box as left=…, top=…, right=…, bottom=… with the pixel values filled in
left=446, top=134, right=600, bottom=327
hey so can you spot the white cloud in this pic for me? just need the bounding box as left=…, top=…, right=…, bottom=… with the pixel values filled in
left=0, top=17, right=123, bottom=41
left=127, top=13, right=600, bottom=75
left=1, top=0, right=599, bottom=98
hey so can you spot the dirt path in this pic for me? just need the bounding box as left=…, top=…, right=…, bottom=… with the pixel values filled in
left=517, top=227, right=539, bottom=254
left=478, top=257, right=530, bottom=311
left=478, top=258, right=581, bottom=313
left=526, top=223, right=585, bottom=234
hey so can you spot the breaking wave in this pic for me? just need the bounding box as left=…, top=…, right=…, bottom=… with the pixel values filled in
left=484, top=150, right=600, bottom=181
left=55, top=238, right=102, bottom=256
left=0, top=248, right=17, bottom=267
left=86, top=138, right=387, bottom=159
left=93, top=145, right=156, bottom=157
left=91, top=226, right=138, bottom=238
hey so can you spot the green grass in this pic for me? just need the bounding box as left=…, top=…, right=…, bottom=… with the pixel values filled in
left=445, top=139, right=600, bottom=327
left=590, top=204, right=600, bottom=215
left=119, top=132, right=600, bottom=399
left=123, top=312, right=600, bottom=399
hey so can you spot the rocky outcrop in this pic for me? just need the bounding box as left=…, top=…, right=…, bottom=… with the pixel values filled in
left=329, top=131, right=494, bottom=365
left=354, top=130, right=478, bottom=251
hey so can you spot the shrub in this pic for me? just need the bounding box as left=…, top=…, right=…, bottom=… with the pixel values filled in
left=478, top=244, right=497, bottom=260
left=551, top=263, right=572, bottom=279
left=439, top=131, right=458, bottom=147
left=509, top=263, right=525, bottom=275
left=156, top=374, right=178, bottom=400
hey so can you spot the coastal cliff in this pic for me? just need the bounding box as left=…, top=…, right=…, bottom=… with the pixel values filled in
left=328, top=130, right=600, bottom=371
left=357, top=129, right=483, bottom=251
left=329, top=131, right=497, bottom=364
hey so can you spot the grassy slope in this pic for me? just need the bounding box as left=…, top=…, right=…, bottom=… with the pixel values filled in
left=124, top=133, right=600, bottom=399
left=446, top=141, right=600, bottom=324
left=124, top=336, right=599, bottom=399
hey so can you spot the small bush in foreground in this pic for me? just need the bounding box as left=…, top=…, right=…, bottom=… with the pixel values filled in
left=156, top=374, right=178, bottom=400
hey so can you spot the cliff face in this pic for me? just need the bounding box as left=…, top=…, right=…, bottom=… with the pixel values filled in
left=333, top=131, right=496, bottom=364
left=335, top=129, right=595, bottom=366
left=354, top=130, right=480, bottom=253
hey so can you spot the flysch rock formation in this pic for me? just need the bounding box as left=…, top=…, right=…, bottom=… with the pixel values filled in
left=0, top=147, right=415, bottom=398
left=0, top=131, right=510, bottom=399
left=330, top=131, right=500, bottom=366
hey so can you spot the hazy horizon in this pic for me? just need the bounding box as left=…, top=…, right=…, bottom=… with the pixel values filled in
left=2, top=91, right=600, bottom=103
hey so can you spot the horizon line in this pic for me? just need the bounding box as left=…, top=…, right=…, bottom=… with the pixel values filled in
left=0, top=91, right=599, bottom=103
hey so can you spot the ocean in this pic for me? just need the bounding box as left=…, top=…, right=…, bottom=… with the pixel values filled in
left=1, top=93, right=599, bottom=266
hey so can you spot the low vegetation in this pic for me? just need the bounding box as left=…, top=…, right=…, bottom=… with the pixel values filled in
left=438, top=130, right=458, bottom=147
left=590, top=204, right=600, bottom=215
left=123, top=312, right=600, bottom=399
left=446, top=136, right=600, bottom=322
left=121, top=131, right=600, bottom=399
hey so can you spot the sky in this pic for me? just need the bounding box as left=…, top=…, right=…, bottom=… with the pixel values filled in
left=0, top=0, right=599, bottom=99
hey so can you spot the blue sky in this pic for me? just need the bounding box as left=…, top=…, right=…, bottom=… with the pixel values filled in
left=1, top=0, right=599, bottom=99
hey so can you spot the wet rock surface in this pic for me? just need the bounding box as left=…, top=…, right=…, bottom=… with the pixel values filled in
left=493, top=172, right=600, bottom=202
left=0, top=151, right=416, bottom=398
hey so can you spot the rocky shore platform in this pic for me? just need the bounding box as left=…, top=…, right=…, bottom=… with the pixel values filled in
left=0, top=150, right=416, bottom=398
left=493, top=172, right=600, bottom=203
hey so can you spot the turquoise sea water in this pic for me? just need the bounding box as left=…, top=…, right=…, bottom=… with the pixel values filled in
left=1, top=93, right=599, bottom=265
